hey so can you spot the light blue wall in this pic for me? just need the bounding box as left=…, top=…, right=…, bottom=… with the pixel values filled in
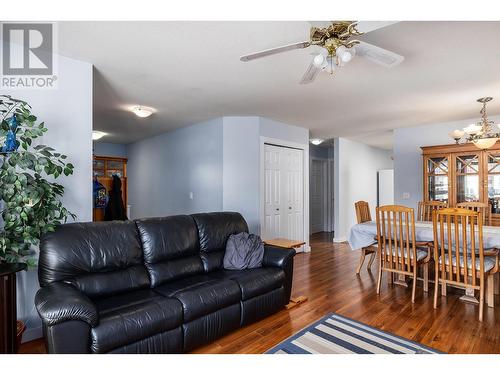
left=126, top=118, right=223, bottom=219
left=93, top=142, right=127, bottom=158
left=394, top=115, right=500, bottom=211
left=222, top=117, right=261, bottom=233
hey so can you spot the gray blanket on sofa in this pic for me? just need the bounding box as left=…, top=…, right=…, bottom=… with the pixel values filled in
left=223, top=232, right=264, bottom=270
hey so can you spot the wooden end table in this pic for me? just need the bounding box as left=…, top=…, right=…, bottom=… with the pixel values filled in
left=264, top=238, right=308, bottom=309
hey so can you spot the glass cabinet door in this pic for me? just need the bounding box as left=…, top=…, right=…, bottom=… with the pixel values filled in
left=426, top=156, right=450, bottom=203
left=455, top=153, right=482, bottom=204
left=486, top=151, right=500, bottom=214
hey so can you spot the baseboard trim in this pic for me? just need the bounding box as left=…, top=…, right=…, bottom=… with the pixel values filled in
left=333, top=237, right=347, bottom=243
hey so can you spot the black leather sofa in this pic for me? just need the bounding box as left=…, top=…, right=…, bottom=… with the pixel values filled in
left=35, top=212, right=295, bottom=353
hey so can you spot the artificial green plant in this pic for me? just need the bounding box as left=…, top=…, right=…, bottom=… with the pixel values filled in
left=0, top=95, right=75, bottom=265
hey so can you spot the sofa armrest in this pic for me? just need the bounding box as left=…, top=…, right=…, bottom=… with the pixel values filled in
left=263, top=245, right=296, bottom=269
left=35, top=282, right=98, bottom=327
left=263, top=245, right=296, bottom=302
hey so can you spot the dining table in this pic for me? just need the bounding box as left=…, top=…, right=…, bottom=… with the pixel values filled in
left=348, top=220, right=500, bottom=303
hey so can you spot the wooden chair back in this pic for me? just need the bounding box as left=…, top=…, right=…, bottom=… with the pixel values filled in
left=432, top=208, right=484, bottom=290
left=355, top=201, right=371, bottom=224
left=417, top=201, right=447, bottom=221
left=376, top=205, right=417, bottom=275
left=456, top=201, right=491, bottom=226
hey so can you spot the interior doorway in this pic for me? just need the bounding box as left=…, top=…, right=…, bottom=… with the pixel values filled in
left=310, top=159, right=327, bottom=233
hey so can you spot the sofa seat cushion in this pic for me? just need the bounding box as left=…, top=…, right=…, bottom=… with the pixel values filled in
left=90, top=289, right=183, bottom=353
left=153, top=275, right=241, bottom=322
left=212, top=268, right=285, bottom=301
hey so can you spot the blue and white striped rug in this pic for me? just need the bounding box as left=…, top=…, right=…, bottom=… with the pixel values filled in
left=267, top=313, right=441, bottom=354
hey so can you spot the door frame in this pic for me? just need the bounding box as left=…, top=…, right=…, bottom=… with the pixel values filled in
left=259, top=136, right=310, bottom=252
left=309, top=157, right=328, bottom=233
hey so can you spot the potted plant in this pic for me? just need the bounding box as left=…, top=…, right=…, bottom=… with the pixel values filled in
left=0, top=95, right=75, bottom=353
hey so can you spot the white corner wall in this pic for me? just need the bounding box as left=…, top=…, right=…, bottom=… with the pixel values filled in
left=334, top=138, right=393, bottom=242
left=2, top=55, right=93, bottom=341
left=222, top=117, right=310, bottom=247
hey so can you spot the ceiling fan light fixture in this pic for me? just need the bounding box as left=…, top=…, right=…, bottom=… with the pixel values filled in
left=313, top=54, right=326, bottom=68
left=132, top=105, right=155, bottom=118
left=310, top=138, right=324, bottom=146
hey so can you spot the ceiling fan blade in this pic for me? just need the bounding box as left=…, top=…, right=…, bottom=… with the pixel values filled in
left=355, top=21, right=399, bottom=34
left=240, top=41, right=310, bottom=62
left=299, top=59, right=320, bottom=85
left=356, top=41, right=404, bottom=68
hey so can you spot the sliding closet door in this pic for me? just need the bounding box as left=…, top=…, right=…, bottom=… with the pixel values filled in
left=263, top=144, right=304, bottom=241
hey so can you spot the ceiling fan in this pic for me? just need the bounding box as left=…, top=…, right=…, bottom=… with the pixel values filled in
left=240, top=21, right=405, bottom=84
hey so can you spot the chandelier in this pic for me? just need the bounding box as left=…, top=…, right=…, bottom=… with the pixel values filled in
left=449, top=97, right=499, bottom=149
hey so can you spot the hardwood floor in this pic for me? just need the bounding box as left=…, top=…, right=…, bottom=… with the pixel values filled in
left=19, top=232, right=500, bottom=354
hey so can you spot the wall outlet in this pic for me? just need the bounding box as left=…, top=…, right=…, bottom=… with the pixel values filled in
left=189, top=192, right=194, bottom=200
left=402, top=192, right=410, bottom=199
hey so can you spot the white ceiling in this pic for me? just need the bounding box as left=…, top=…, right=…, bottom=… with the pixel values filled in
left=57, top=21, right=500, bottom=149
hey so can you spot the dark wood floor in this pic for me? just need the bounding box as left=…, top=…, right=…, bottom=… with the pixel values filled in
left=20, top=232, right=500, bottom=354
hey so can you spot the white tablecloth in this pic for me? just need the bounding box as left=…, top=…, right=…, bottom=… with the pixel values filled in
left=348, top=221, right=500, bottom=251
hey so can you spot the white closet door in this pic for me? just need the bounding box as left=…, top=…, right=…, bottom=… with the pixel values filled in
left=263, top=144, right=304, bottom=242
left=284, top=148, right=304, bottom=241
left=264, top=144, right=283, bottom=239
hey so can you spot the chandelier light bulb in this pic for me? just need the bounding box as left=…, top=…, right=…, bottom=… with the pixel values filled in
left=464, top=124, right=482, bottom=135
left=313, top=54, right=326, bottom=68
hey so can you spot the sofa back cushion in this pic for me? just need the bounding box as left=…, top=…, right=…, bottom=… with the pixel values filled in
left=135, top=215, right=203, bottom=287
left=39, top=221, right=149, bottom=298
left=191, top=212, right=249, bottom=272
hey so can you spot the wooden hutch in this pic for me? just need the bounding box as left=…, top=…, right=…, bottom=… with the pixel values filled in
left=422, top=142, right=500, bottom=226
left=93, top=155, right=128, bottom=221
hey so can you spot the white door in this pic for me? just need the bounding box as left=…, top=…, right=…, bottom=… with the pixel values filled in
left=263, top=144, right=304, bottom=242
left=310, top=159, right=326, bottom=233
left=378, top=169, right=394, bottom=206
left=264, top=144, right=282, bottom=239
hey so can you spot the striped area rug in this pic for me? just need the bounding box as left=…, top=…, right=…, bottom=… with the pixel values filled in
left=267, top=313, right=441, bottom=354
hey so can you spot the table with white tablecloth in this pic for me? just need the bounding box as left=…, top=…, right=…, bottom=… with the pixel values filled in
left=348, top=220, right=500, bottom=303
left=348, top=221, right=500, bottom=251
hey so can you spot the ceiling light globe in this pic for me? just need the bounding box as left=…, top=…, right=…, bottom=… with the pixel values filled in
left=464, top=124, right=482, bottom=135
left=341, top=51, right=352, bottom=63
left=310, top=139, right=324, bottom=146
left=92, top=131, right=106, bottom=141
left=474, top=137, right=498, bottom=149
left=132, top=106, right=154, bottom=118
left=313, top=54, right=326, bottom=67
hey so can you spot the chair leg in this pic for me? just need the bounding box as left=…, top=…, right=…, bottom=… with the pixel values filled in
left=487, top=274, right=495, bottom=308
left=367, top=252, right=376, bottom=270
left=356, top=249, right=366, bottom=275
left=412, top=271, right=417, bottom=303
left=495, top=273, right=499, bottom=295
left=441, top=282, right=447, bottom=296
left=433, top=279, right=439, bottom=309
left=423, top=263, right=429, bottom=293
left=376, top=265, right=383, bottom=295
left=479, top=277, right=485, bottom=322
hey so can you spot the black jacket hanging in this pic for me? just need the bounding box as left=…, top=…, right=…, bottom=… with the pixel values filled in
left=104, top=174, right=128, bottom=221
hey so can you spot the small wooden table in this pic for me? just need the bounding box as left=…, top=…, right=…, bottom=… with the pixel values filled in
left=264, top=238, right=308, bottom=309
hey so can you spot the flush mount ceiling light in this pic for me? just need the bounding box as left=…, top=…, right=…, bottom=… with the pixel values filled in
left=310, top=139, right=324, bottom=146
left=449, top=97, right=499, bottom=149
left=131, top=105, right=155, bottom=118
left=92, top=130, right=107, bottom=140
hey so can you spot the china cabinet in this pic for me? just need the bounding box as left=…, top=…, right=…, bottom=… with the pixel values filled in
left=422, top=142, right=500, bottom=225
left=92, top=155, right=128, bottom=221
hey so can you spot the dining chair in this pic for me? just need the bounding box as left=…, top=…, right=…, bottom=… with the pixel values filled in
left=456, top=201, right=491, bottom=226
left=417, top=200, right=447, bottom=222
left=376, top=205, right=431, bottom=302
left=432, top=208, right=499, bottom=321
left=354, top=201, right=377, bottom=274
